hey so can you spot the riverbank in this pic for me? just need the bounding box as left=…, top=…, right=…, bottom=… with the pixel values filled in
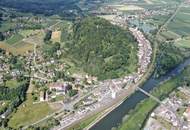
left=85, top=37, right=157, bottom=130
left=118, top=64, right=190, bottom=130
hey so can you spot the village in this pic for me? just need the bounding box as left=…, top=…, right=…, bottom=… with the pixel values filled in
left=52, top=23, right=152, bottom=129
left=144, top=86, right=190, bottom=130
left=0, top=22, right=152, bottom=129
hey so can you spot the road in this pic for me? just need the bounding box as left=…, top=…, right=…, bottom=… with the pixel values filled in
left=53, top=1, right=186, bottom=129
left=83, top=2, right=186, bottom=129
left=52, top=26, right=152, bottom=130
left=156, top=1, right=185, bottom=37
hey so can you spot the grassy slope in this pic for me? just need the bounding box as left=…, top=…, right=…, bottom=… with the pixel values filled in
left=68, top=113, right=101, bottom=130
left=8, top=94, right=54, bottom=129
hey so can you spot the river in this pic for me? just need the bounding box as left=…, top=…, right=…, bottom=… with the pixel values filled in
left=90, top=58, right=190, bottom=130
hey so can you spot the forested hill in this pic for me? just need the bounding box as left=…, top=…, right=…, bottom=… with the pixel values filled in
left=66, top=17, right=138, bottom=80
left=0, top=0, right=82, bottom=19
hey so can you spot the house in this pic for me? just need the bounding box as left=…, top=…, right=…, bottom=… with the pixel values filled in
left=40, top=91, right=48, bottom=102
left=184, top=107, right=190, bottom=122
left=0, top=75, right=3, bottom=85
left=49, top=82, right=71, bottom=95
left=11, top=69, right=21, bottom=78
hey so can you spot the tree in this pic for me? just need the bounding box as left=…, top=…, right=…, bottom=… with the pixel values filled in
left=44, top=30, right=52, bottom=42
left=0, top=32, right=4, bottom=41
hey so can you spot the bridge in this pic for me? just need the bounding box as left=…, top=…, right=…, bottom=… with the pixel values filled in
left=136, top=86, right=184, bottom=129
left=136, top=87, right=163, bottom=104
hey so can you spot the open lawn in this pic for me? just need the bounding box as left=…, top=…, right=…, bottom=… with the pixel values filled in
left=8, top=94, right=55, bottom=129
left=6, top=80, right=20, bottom=89
left=6, top=34, right=24, bottom=45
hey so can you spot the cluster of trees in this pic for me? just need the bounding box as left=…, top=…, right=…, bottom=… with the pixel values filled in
left=68, top=89, right=78, bottom=97
left=44, top=30, right=52, bottom=42
left=154, top=43, right=185, bottom=77
left=66, top=17, right=137, bottom=80
left=179, top=65, right=190, bottom=87
left=0, top=32, right=4, bottom=41
left=0, top=80, right=29, bottom=127
left=0, top=13, right=4, bottom=41
left=43, top=42, right=61, bottom=58
left=0, top=82, right=28, bottom=101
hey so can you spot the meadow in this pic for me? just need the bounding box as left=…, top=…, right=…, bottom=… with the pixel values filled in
left=8, top=94, right=55, bottom=129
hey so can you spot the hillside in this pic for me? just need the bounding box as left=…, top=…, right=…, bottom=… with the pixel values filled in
left=66, top=17, right=138, bottom=80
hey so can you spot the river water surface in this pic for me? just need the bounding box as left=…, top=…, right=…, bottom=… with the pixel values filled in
left=90, top=58, right=190, bottom=130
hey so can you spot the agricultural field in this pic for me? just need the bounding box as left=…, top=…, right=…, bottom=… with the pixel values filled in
left=143, top=0, right=183, bottom=4
left=19, top=29, right=41, bottom=38
left=175, top=37, right=190, bottom=48
left=8, top=94, right=56, bottom=129
left=0, top=42, right=18, bottom=54
left=160, top=31, right=180, bottom=41
left=0, top=41, right=34, bottom=55
left=51, top=30, right=61, bottom=42
left=13, top=41, right=34, bottom=54
left=167, top=6, right=190, bottom=36
left=98, top=15, right=117, bottom=21
left=50, top=21, right=71, bottom=31
left=112, top=5, right=144, bottom=11
left=6, top=34, right=24, bottom=45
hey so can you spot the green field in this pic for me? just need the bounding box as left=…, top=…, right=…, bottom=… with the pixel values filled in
left=160, top=31, right=180, bottom=41
left=6, top=80, right=21, bottom=89
left=145, top=0, right=183, bottom=4
left=175, top=37, right=190, bottom=48
left=6, top=34, right=24, bottom=45
left=0, top=41, right=34, bottom=55
left=0, top=101, right=10, bottom=114
left=68, top=112, right=101, bottom=130
left=167, top=6, right=190, bottom=36
left=8, top=94, right=55, bottom=129
left=19, top=30, right=38, bottom=38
